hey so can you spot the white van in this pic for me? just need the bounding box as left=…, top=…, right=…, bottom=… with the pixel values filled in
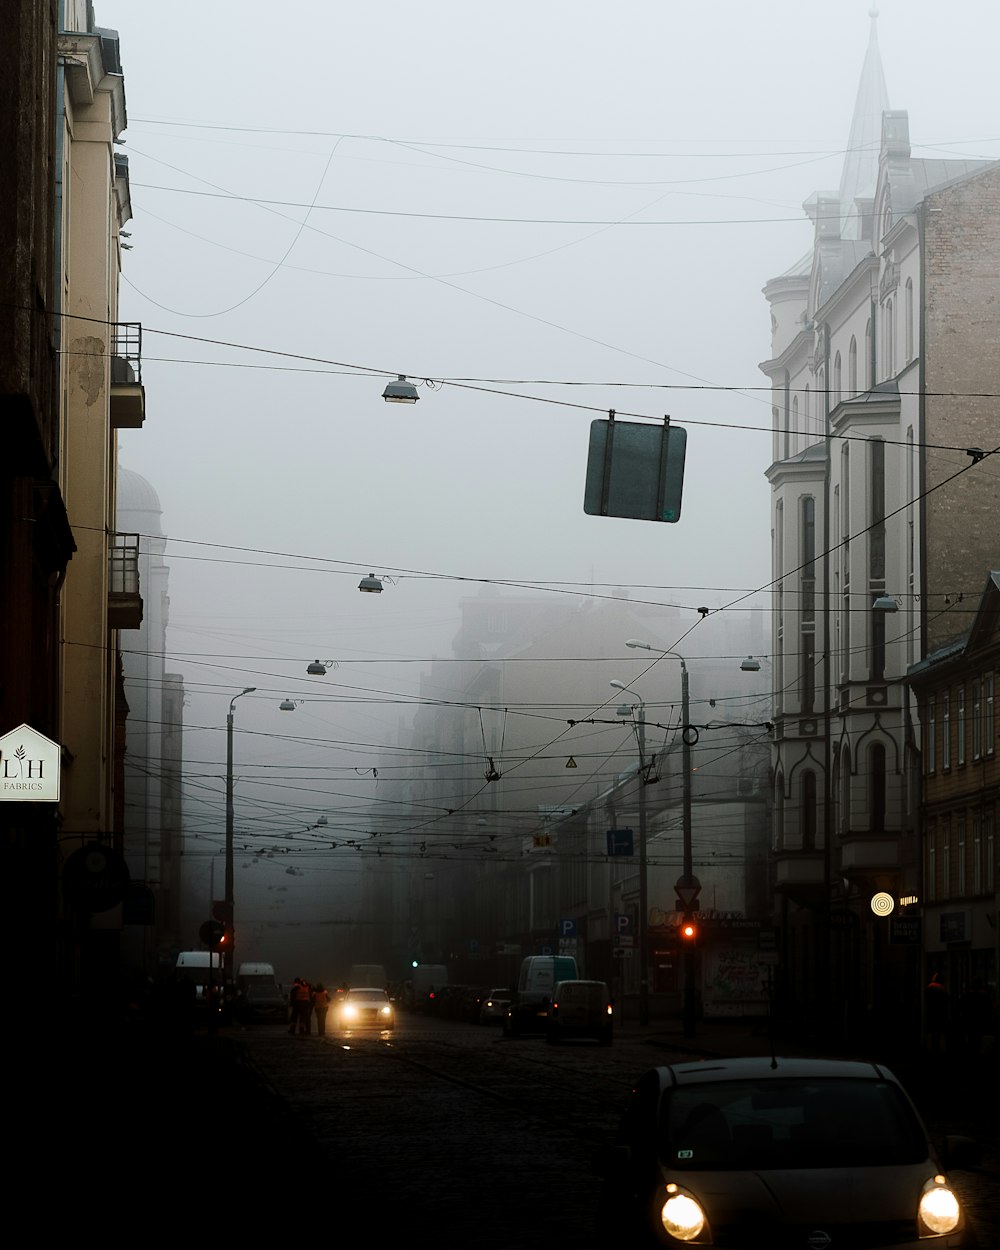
left=175, top=950, right=225, bottom=1003
left=349, top=963, right=387, bottom=989
left=547, top=979, right=613, bottom=1045
left=504, top=955, right=579, bottom=1036
left=237, top=961, right=278, bottom=988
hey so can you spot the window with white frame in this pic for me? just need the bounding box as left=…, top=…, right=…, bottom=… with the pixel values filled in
left=957, top=814, right=966, bottom=895
left=904, top=278, right=914, bottom=363
left=927, top=823, right=936, bottom=901
left=957, top=685, right=966, bottom=765
left=972, top=679, right=982, bottom=759
left=927, top=697, right=936, bottom=774
left=942, top=693, right=951, bottom=770
left=942, top=815, right=951, bottom=898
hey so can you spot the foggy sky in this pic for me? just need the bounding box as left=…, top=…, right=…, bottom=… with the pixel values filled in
left=98, top=1, right=1000, bottom=974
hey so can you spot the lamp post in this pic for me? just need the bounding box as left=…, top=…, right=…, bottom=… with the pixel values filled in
left=609, top=679, right=649, bottom=1026
left=225, top=686, right=255, bottom=976
left=626, top=640, right=696, bottom=1036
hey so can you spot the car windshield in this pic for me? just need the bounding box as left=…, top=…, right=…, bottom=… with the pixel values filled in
left=660, top=1078, right=928, bottom=1171
left=349, top=990, right=387, bottom=1003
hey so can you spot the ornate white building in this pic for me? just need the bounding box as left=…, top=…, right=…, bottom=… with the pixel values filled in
left=760, top=15, right=1000, bottom=1036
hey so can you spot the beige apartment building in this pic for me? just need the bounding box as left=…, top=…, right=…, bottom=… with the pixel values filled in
left=1, top=2, right=145, bottom=990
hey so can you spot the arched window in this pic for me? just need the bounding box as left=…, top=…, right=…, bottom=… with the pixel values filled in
left=848, top=336, right=858, bottom=397
left=801, top=770, right=817, bottom=849
left=839, top=747, right=852, bottom=835
left=833, top=352, right=842, bottom=407
left=864, top=319, right=872, bottom=389
left=884, top=300, right=894, bottom=378
left=869, top=743, right=887, bottom=832
left=904, top=278, right=914, bottom=363
left=774, top=771, right=785, bottom=851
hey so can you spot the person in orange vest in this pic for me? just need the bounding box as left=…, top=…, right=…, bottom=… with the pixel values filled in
left=312, top=983, right=330, bottom=1036
left=288, top=977, right=313, bottom=1035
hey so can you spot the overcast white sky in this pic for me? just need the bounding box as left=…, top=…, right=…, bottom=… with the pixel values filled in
left=98, top=1, right=1000, bottom=966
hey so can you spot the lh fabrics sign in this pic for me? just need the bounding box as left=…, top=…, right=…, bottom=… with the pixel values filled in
left=0, top=723, right=61, bottom=802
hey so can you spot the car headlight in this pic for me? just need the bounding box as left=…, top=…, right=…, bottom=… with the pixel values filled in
left=380, top=1005, right=392, bottom=1016
left=341, top=1004, right=358, bottom=1021
left=918, top=1177, right=961, bottom=1236
left=660, top=1185, right=707, bottom=1242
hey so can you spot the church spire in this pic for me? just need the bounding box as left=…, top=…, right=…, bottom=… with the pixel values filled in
left=838, top=8, right=889, bottom=239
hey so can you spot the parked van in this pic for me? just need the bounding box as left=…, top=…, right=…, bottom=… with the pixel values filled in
left=504, top=955, right=579, bottom=1036
left=237, top=961, right=278, bottom=989
left=411, top=963, right=448, bottom=1010
left=547, top=979, right=613, bottom=1045
left=175, top=950, right=225, bottom=1006
left=348, top=963, right=387, bottom=989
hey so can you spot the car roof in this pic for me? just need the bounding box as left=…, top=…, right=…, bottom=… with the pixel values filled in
left=647, top=1057, right=898, bottom=1089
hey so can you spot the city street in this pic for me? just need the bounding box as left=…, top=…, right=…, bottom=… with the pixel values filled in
left=236, top=1013, right=999, bottom=1247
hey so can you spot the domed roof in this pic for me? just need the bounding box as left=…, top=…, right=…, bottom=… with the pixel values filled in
left=117, top=466, right=164, bottom=533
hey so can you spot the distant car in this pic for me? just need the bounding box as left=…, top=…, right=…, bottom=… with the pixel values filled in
left=547, top=979, right=612, bottom=1045
left=601, top=1056, right=980, bottom=1247
left=479, top=988, right=513, bottom=1025
left=238, top=981, right=287, bottom=1024
left=335, top=987, right=395, bottom=1030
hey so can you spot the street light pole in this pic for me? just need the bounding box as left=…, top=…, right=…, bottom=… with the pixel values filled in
left=225, top=686, right=255, bottom=977
left=626, top=641, right=697, bottom=1036
left=610, top=680, right=649, bottom=1027
left=679, top=660, right=696, bottom=1037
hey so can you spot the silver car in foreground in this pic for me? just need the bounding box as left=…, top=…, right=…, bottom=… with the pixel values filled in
left=601, top=1056, right=979, bottom=1247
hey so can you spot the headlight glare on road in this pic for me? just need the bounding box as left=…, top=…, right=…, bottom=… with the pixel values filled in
left=660, top=1187, right=706, bottom=1241
left=917, top=1180, right=960, bottom=1235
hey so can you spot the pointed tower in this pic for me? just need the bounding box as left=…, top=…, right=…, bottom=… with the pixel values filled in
left=838, top=8, right=889, bottom=239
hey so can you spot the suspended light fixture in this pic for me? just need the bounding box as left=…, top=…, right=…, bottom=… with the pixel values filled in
left=307, top=659, right=337, bottom=675
left=740, top=656, right=761, bottom=672
left=382, top=375, right=419, bottom=403
left=873, top=595, right=899, bottom=613
left=358, top=573, right=383, bottom=593
left=279, top=698, right=297, bottom=711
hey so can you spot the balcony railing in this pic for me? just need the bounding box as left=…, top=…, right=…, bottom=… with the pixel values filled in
left=110, top=322, right=145, bottom=428
left=108, top=533, right=143, bottom=629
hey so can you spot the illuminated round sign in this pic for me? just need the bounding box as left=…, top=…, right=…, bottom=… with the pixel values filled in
left=870, top=892, right=895, bottom=917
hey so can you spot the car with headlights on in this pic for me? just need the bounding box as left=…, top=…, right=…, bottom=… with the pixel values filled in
left=600, top=1056, right=979, bottom=1247
left=334, top=987, right=395, bottom=1030
left=479, top=987, right=513, bottom=1025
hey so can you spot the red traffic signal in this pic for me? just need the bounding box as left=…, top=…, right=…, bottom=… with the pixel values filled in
left=680, top=920, right=698, bottom=941
left=199, top=919, right=227, bottom=949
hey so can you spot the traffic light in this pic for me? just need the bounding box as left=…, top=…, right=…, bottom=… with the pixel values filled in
left=680, top=918, right=698, bottom=942
left=199, top=918, right=227, bottom=949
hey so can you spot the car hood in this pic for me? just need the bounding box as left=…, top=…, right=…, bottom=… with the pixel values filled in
left=666, top=1161, right=934, bottom=1225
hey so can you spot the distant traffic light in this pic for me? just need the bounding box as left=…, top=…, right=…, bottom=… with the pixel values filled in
left=199, top=918, right=227, bottom=949
left=680, top=919, right=698, bottom=942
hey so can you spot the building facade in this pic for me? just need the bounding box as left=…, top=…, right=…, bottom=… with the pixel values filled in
left=908, top=573, right=998, bottom=1004
left=761, top=17, right=1000, bottom=1038
left=1, top=2, right=146, bottom=994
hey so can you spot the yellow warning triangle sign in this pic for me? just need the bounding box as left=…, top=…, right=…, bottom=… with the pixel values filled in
left=565, top=756, right=577, bottom=768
